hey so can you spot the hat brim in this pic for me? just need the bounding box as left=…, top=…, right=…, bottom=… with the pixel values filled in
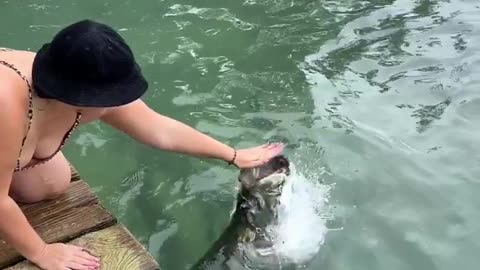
left=32, top=43, right=149, bottom=107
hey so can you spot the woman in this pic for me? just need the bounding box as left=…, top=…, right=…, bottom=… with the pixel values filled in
left=0, top=20, right=283, bottom=270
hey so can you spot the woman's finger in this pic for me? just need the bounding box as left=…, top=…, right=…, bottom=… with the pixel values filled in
left=73, top=254, right=98, bottom=267
left=80, top=250, right=99, bottom=263
left=269, top=143, right=284, bottom=151
left=65, top=261, right=90, bottom=270
left=71, top=246, right=99, bottom=262
left=261, top=144, right=282, bottom=157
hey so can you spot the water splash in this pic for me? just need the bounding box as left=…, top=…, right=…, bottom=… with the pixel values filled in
left=268, top=163, right=335, bottom=266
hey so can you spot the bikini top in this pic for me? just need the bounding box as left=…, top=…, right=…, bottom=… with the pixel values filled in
left=0, top=48, right=82, bottom=172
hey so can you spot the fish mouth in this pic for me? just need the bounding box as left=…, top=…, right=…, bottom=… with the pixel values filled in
left=255, top=167, right=289, bottom=182
left=238, top=155, right=291, bottom=190
left=256, top=172, right=288, bottom=195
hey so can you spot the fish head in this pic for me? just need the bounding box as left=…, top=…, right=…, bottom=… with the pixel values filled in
left=238, top=155, right=290, bottom=212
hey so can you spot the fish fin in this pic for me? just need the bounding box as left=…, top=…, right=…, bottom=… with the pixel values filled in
left=253, top=193, right=266, bottom=210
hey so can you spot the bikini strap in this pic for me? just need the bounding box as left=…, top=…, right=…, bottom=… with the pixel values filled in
left=16, top=111, right=82, bottom=172
left=0, top=60, right=34, bottom=172
left=57, top=111, right=82, bottom=153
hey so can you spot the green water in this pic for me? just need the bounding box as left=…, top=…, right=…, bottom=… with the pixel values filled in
left=1, top=0, right=480, bottom=269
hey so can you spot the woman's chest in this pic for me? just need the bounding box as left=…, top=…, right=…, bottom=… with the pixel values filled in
left=21, top=110, right=80, bottom=162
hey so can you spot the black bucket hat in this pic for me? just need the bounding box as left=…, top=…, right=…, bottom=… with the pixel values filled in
left=32, top=19, right=148, bottom=107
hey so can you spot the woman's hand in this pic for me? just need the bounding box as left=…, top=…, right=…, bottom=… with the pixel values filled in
left=30, top=243, right=100, bottom=270
left=230, top=143, right=284, bottom=169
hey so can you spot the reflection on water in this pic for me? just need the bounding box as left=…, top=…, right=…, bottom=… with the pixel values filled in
left=301, top=1, right=479, bottom=270
left=1, top=0, right=479, bottom=269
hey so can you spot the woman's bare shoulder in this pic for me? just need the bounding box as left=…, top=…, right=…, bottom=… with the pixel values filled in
left=0, top=64, right=30, bottom=122
left=0, top=48, right=34, bottom=98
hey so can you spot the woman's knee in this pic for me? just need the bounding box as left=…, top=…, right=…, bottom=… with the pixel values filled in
left=11, top=152, right=72, bottom=203
left=40, top=170, right=71, bottom=200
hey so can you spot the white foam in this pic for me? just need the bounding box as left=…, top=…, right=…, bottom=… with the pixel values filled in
left=268, top=163, right=335, bottom=265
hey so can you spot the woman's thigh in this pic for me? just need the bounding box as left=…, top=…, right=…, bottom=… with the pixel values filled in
left=10, top=151, right=72, bottom=203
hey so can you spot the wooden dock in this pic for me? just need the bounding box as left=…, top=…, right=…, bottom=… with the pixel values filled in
left=0, top=165, right=159, bottom=270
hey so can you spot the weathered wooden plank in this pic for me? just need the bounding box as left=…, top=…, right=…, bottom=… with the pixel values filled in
left=0, top=181, right=116, bottom=268
left=6, top=224, right=160, bottom=270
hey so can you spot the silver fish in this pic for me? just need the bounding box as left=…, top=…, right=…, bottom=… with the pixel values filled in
left=191, top=155, right=291, bottom=270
